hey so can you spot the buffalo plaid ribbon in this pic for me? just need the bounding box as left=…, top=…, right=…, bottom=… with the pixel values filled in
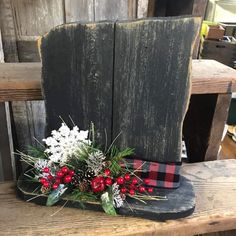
left=123, top=158, right=182, bottom=189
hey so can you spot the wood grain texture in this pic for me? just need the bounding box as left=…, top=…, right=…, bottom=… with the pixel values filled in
left=0, top=103, right=14, bottom=180
left=191, top=60, right=236, bottom=94
left=0, top=30, right=4, bottom=62
left=11, top=0, right=64, bottom=36
left=1, top=160, right=236, bottom=235
left=0, top=19, right=15, bottom=181
left=0, top=60, right=236, bottom=102
left=17, top=37, right=41, bottom=62
left=148, top=0, right=195, bottom=17
left=219, top=134, right=236, bottom=160
left=192, top=0, right=208, bottom=16
left=183, top=94, right=218, bottom=162
left=41, top=22, right=114, bottom=143
left=0, top=63, right=41, bottom=101
left=64, top=0, right=94, bottom=22
left=0, top=33, right=14, bottom=181
left=113, top=17, right=200, bottom=162
left=11, top=101, right=45, bottom=151
left=201, top=231, right=236, bottom=236
left=9, top=0, right=65, bottom=153
left=128, top=0, right=137, bottom=19
left=201, top=40, right=236, bottom=68
left=186, top=50, right=236, bottom=160
left=204, top=94, right=232, bottom=161
left=94, top=0, right=130, bottom=20
left=146, top=0, right=207, bottom=59
left=137, top=0, right=148, bottom=18
left=0, top=0, right=19, bottom=62
left=192, top=0, right=208, bottom=59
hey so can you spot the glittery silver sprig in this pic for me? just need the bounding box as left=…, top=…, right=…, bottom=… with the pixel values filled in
left=85, top=151, right=106, bottom=175
left=112, top=183, right=124, bottom=208
left=34, top=159, right=50, bottom=170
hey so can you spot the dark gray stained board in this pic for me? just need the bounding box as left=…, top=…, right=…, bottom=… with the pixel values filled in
left=41, top=22, right=114, bottom=144
left=41, top=17, right=200, bottom=162
left=113, top=17, right=200, bottom=162
left=17, top=175, right=195, bottom=221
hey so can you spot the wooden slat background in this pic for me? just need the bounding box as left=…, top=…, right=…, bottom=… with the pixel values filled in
left=0, top=22, right=15, bottom=181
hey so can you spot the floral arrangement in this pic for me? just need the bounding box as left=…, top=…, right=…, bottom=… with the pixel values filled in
left=18, top=122, right=165, bottom=215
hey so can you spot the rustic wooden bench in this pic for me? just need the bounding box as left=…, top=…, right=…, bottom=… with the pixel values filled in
left=1, top=159, right=236, bottom=236
left=1, top=60, right=235, bottom=100
left=1, top=59, right=236, bottom=168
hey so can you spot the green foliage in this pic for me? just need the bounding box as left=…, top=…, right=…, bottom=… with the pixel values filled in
left=109, top=146, right=134, bottom=159
left=101, top=191, right=117, bottom=216
left=70, top=189, right=98, bottom=203
left=66, top=144, right=98, bottom=170
left=66, top=156, right=86, bottom=170
left=108, top=146, right=134, bottom=176
left=27, top=145, right=46, bottom=159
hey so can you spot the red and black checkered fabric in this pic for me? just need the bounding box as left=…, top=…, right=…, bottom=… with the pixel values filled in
left=123, top=158, right=181, bottom=189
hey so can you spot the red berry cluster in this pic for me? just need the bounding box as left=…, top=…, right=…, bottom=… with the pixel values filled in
left=39, top=166, right=75, bottom=190
left=116, top=174, right=153, bottom=195
left=90, top=169, right=153, bottom=196
left=91, top=169, right=113, bottom=193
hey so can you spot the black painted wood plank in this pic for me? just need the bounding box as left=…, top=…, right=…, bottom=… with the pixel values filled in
left=41, top=22, right=114, bottom=144
left=17, top=174, right=195, bottom=221
left=113, top=17, right=200, bottom=162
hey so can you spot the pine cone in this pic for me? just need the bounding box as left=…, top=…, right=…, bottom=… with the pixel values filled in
left=41, top=186, right=50, bottom=194
left=78, top=181, right=89, bottom=192
left=84, top=168, right=95, bottom=180
left=72, top=168, right=95, bottom=187
left=71, top=175, right=80, bottom=187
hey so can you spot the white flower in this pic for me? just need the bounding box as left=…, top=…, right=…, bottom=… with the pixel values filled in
left=58, top=124, right=70, bottom=136
left=42, top=123, right=91, bottom=164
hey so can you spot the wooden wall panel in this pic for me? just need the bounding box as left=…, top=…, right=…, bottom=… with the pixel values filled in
left=0, top=25, right=15, bottom=181
left=65, top=0, right=94, bottom=22
left=0, top=30, right=4, bottom=62
left=12, top=0, right=64, bottom=36
left=94, top=0, right=131, bottom=20
left=17, top=36, right=41, bottom=62
left=9, top=0, right=65, bottom=151
left=0, top=0, right=19, bottom=62
left=137, top=0, right=149, bottom=18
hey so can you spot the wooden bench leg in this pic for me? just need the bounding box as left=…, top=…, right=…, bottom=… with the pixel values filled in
left=205, top=94, right=231, bottom=161
left=183, top=94, right=231, bottom=162
left=0, top=102, right=15, bottom=180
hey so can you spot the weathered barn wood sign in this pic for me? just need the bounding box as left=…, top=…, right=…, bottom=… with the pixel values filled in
left=18, top=17, right=200, bottom=220
left=41, top=22, right=114, bottom=144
